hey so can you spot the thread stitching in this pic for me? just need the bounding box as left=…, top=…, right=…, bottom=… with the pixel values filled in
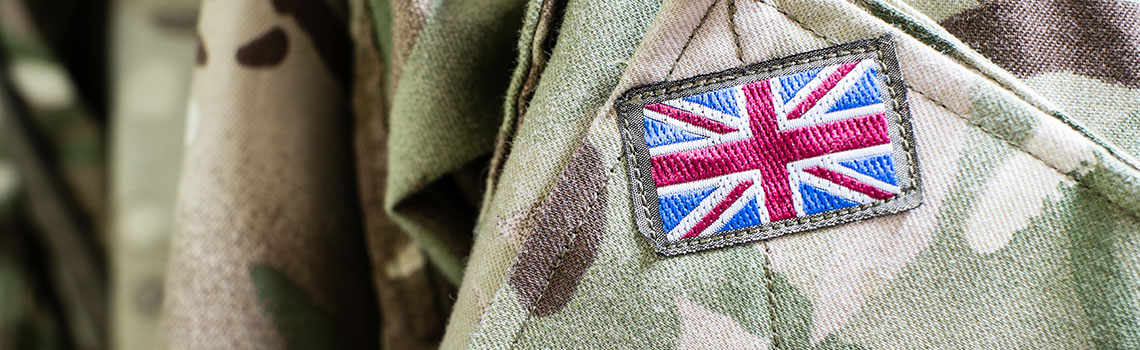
left=666, top=0, right=719, bottom=78
left=728, top=0, right=745, bottom=64
left=619, top=48, right=870, bottom=105
left=620, top=45, right=920, bottom=250
left=528, top=163, right=619, bottom=314
left=510, top=162, right=619, bottom=349
left=760, top=241, right=781, bottom=350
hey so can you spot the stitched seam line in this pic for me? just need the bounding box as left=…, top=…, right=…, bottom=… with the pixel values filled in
left=666, top=0, right=719, bottom=78
left=620, top=48, right=872, bottom=105
left=745, top=0, right=1140, bottom=222
left=664, top=191, right=915, bottom=248
left=621, top=107, right=656, bottom=237
left=509, top=163, right=619, bottom=349
left=482, top=0, right=556, bottom=223
left=529, top=163, right=619, bottom=313
left=908, top=86, right=1140, bottom=224
left=760, top=241, right=781, bottom=350
left=854, top=0, right=1140, bottom=174
left=728, top=0, right=744, bottom=64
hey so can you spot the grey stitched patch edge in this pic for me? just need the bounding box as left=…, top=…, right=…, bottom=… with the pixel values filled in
left=615, top=35, right=925, bottom=256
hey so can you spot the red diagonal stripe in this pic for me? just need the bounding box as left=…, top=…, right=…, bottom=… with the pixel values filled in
left=650, top=138, right=761, bottom=187
left=784, top=61, right=860, bottom=120
left=802, top=166, right=893, bottom=200
left=682, top=180, right=753, bottom=239
left=645, top=103, right=738, bottom=134
left=780, top=112, right=891, bottom=160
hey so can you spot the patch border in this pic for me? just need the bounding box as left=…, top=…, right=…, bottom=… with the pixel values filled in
left=616, top=35, right=923, bottom=256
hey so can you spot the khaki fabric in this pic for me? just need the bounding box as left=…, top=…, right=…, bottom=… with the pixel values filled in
left=0, top=0, right=1137, bottom=349
left=161, top=0, right=375, bottom=348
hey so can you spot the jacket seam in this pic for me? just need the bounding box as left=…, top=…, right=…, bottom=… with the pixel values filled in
left=508, top=162, right=619, bottom=349
left=666, top=0, right=718, bottom=78
left=754, top=0, right=1140, bottom=222
left=761, top=241, right=781, bottom=350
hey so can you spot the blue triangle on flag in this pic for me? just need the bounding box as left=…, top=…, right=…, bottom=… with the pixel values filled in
left=681, top=87, right=740, bottom=118
left=643, top=116, right=706, bottom=148
left=839, top=154, right=897, bottom=185
left=658, top=187, right=717, bottom=233
left=717, top=196, right=764, bottom=233
left=778, top=68, right=823, bottom=102
left=800, top=184, right=860, bottom=215
left=827, top=65, right=883, bottom=113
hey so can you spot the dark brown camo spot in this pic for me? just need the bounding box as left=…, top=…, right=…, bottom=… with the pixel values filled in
left=508, top=141, right=607, bottom=317
left=236, top=27, right=289, bottom=67
left=269, top=0, right=351, bottom=86
left=942, top=0, right=1140, bottom=88
left=196, top=35, right=207, bottom=66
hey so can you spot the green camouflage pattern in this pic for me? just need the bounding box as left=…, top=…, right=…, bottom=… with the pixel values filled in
left=0, top=0, right=1136, bottom=348
left=446, top=0, right=1140, bottom=348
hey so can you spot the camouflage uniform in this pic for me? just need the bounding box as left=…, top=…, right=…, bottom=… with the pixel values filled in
left=438, top=0, right=1140, bottom=348
left=0, top=0, right=1136, bottom=349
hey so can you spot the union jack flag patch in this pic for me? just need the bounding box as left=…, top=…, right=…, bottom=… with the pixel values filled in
left=617, top=36, right=922, bottom=255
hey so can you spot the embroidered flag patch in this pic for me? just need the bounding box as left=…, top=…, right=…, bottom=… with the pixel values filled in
left=617, top=36, right=921, bottom=256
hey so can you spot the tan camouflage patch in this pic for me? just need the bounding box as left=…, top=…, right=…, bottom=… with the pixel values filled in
left=495, top=207, right=530, bottom=252
left=385, top=242, right=428, bottom=279
left=667, top=0, right=739, bottom=80
left=163, top=0, right=374, bottom=347
left=1025, top=72, right=1140, bottom=162
left=733, top=0, right=829, bottom=64
left=766, top=95, right=968, bottom=343
left=902, top=0, right=981, bottom=22
left=471, top=279, right=491, bottom=317
left=183, top=99, right=201, bottom=148
left=964, top=153, right=1070, bottom=254
left=1021, top=115, right=1099, bottom=175
left=675, top=297, right=770, bottom=350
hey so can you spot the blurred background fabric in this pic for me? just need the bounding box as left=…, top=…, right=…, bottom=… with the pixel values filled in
left=0, top=0, right=483, bottom=348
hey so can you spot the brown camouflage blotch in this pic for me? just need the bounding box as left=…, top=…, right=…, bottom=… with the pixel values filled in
left=508, top=141, right=607, bottom=317
left=269, top=0, right=351, bottom=86
left=196, top=35, right=207, bottom=66
left=942, top=0, right=1140, bottom=88
left=235, top=27, right=289, bottom=67
left=387, top=0, right=432, bottom=86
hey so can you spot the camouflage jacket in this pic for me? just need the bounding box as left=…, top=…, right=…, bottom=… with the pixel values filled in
left=0, top=0, right=1137, bottom=349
